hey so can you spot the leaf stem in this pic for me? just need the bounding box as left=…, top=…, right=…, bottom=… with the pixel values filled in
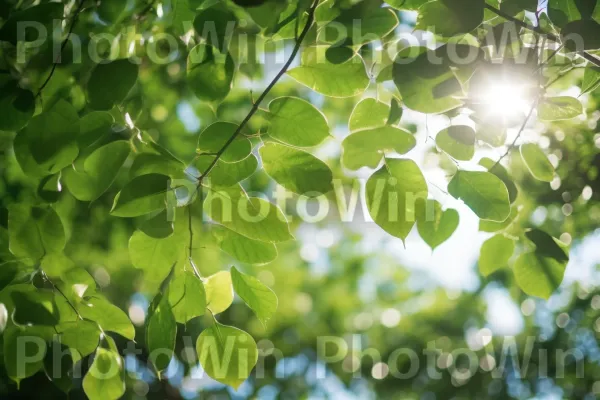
left=41, top=270, right=84, bottom=321
left=491, top=97, right=539, bottom=171
left=484, top=3, right=600, bottom=68
left=36, top=0, right=87, bottom=97
left=196, top=0, right=320, bottom=183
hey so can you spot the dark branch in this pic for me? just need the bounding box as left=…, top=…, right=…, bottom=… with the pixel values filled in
left=197, top=0, right=320, bottom=183
left=484, top=3, right=600, bottom=68
left=37, top=0, right=87, bottom=97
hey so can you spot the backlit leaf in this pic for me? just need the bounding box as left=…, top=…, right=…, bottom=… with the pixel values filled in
left=478, top=234, right=515, bottom=276
left=366, top=158, right=428, bottom=241
left=204, top=271, right=234, bottom=315
left=146, top=292, right=177, bottom=372
left=448, top=171, right=510, bottom=222
left=82, top=348, right=125, bottom=400
left=342, top=126, right=416, bottom=170
left=520, top=143, right=555, bottom=182
left=287, top=46, right=370, bottom=98
left=266, top=97, right=329, bottom=147
left=87, top=60, right=139, bottom=110
left=231, top=266, right=278, bottom=326
left=196, top=323, right=258, bottom=389
left=260, top=142, right=333, bottom=196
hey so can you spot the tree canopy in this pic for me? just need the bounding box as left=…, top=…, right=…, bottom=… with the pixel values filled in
left=1, top=0, right=600, bottom=398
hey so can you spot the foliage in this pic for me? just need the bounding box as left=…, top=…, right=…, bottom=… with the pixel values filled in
left=1, top=0, right=600, bottom=398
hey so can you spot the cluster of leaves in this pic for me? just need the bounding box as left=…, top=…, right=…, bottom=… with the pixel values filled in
left=0, top=0, right=599, bottom=397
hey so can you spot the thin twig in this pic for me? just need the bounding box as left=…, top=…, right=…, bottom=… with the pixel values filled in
left=36, top=0, right=86, bottom=97
left=42, top=270, right=83, bottom=321
left=187, top=203, right=194, bottom=259
left=196, top=0, right=319, bottom=184
left=484, top=3, right=600, bottom=68
left=491, top=97, right=539, bottom=171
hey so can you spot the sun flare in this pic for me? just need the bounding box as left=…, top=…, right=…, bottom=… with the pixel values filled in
left=477, top=80, right=532, bottom=120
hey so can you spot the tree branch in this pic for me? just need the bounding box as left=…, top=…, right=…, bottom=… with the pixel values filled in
left=37, top=0, right=87, bottom=97
left=197, top=0, right=319, bottom=183
left=484, top=3, right=600, bottom=68
left=491, top=97, right=539, bottom=171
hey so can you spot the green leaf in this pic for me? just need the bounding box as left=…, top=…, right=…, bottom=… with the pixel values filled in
left=204, top=186, right=293, bottom=243
left=172, top=0, right=195, bottom=35
left=82, top=348, right=125, bottom=400
left=393, top=46, right=465, bottom=113
left=44, top=342, right=80, bottom=393
left=366, top=159, right=428, bottom=241
left=561, top=19, right=600, bottom=50
left=514, top=252, right=567, bottom=299
left=260, top=142, right=333, bottom=196
left=266, top=97, right=330, bottom=147
left=3, top=325, right=48, bottom=384
left=436, top=126, right=475, bottom=161
left=195, top=155, right=258, bottom=187
left=63, top=141, right=131, bottom=201
left=129, top=229, right=185, bottom=293
left=77, top=111, right=114, bottom=149
left=582, top=66, right=600, bottom=94
left=320, top=7, right=398, bottom=46
left=548, top=0, right=600, bottom=27
left=416, top=200, right=459, bottom=250
left=478, top=234, right=515, bottom=276
left=57, top=267, right=97, bottom=302
left=40, top=253, right=75, bottom=278
left=60, top=321, right=101, bottom=357
left=87, top=60, right=139, bottom=110
left=387, top=98, right=403, bottom=126
left=8, top=205, right=65, bottom=261
left=385, top=0, right=430, bottom=10
left=499, top=0, right=538, bottom=15
left=97, top=0, right=127, bottom=22
left=231, top=267, right=278, bottom=326
left=197, top=122, right=251, bottom=163
left=0, top=261, right=18, bottom=292
left=349, top=98, right=390, bottom=131
left=111, top=173, right=170, bottom=217
left=342, top=126, right=416, bottom=170
left=11, top=289, right=59, bottom=326
left=416, top=0, right=484, bottom=37
left=187, top=44, right=234, bottom=102
left=448, top=171, right=510, bottom=222
left=479, top=206, right=519, bottom=232
left=538, top=96, right=583, bottom=121
left=520, top=143, right=555, bottom=182
left=0, top=3, right=64, bottom=44
left=14, top=100, right=79, bottom=177
left=146, top=292, right=177, bottom=372
left=196, top=323, right=258, bottom=389
left=0, top=81, right=35, bottom=131
left=479, top=157, right=519, bottom=203
left=130, top=153, right=186, bottom=179
left=168, top=270, right=206, bottom=324
left=193, top=7, right=237, bottom=47
left=525, top=229, right=569, bottom=263
left=287, top=46, right=370, bottom=98
left=204, top=271, right=234, bottom=315
left=138, top=211, right=174, bottom=239
left=476, top=122, right=507, bottom=148
left=79, top=296, right=135, bottom=340
left=211, top=225, right=277, bottom=265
